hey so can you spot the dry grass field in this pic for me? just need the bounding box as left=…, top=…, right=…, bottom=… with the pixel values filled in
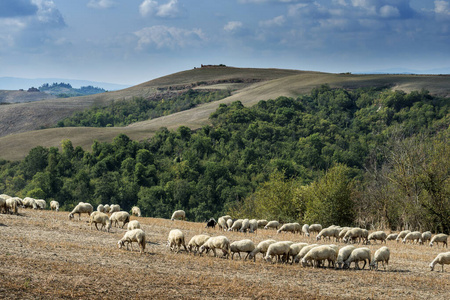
left=1, top=209, right=449, bottom=299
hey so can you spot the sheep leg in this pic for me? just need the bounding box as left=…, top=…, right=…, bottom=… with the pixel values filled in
left=361, top=259, right=367, bottom=270
left=95, top=223, right=99, bottom=231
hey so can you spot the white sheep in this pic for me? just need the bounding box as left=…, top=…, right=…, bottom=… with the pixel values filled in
left=35, top=199, right=46, bottom=210
left=103, top=204, right=110, bottom=213
left=419, top=231, right=432, bottom=245
left=171, top=210, right=186, bottom=221
left=239, top=219, right=250, bottom=233
left=222, top=215, right=232, bottom=221
left=50, top=200, right=59, bottom=211
left=396, top=230, right=411, bottom=243
left=199, top=235, right=230, bottom=258
left=386, top=233, right=398, bottom=241
left=429, top=234, right=448, bottom=248
left=277, top=223, right=297, bottom=234
left=264, top=241, right=291, bottom=263
left=22, top=197, right=37, bottom=209
left=302, top=224, right=310, bottom=237
left=336, top=245, right=356, bottom=269
left=288, top=243, right=309, bottom=264
left=109, top=204, right=120, bottom=213
left=109, top=211, right=130, bottom=228
left=226, top=218, right=234, bottom=229
left=127, top=220, right=141, bottom=231
left=343, top=228, right=364, bottom=244
left=167, top=229, right=188, bottom=253
left=361, top=229, right=369, bottom=244
left=316, top=227, right=340, bottom=241
left=248, top=239, right=277, bottom=262
left=402, top=231, right=422, bottom=244
left=5, top=198, right=18, bottom=214
left=131, top=206, right=142, bottom=217
left=344, top=247, right=371, bottom=270
left=187, top=234, right=210, bottom=254
left=309, top=224, right=323, bottom=235
left=264, top=220, right=280, bottom=230
left=368, top=231, right=387, bottom=244
left=217, top=217, right=227, bottom=231
left=429, top=251, right=450, bottom=272
left=249, top=219, right=258, bottom=233
left=337, top=227, right=351, bottom=242
left=230, top=239, right=256, bottom=260
left=0, top=197, right=6, bottom=214
left=257, top=219, right=268, bottom=228
left=97, top=204, right=105, bottom=213
left=118, top=229, right=146, bottom=254
left=89, top=211, right=111, bottom=232
left=293, top=244, right=319, bottom=264
left=228, top=219, right=243, bottom=232
left=301, top=245, right=338, bottom=268
left=68, top=202, right=94, bottom=220
left=370, top=246, right=390, bottom=270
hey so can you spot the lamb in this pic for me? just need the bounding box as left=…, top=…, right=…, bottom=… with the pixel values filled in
left=309, top=224, right=323, bottom=235
left=264, top=220, right=280, bottom=230
left=370, top=246, right=390, bottom=270
left=302, top=224, right=310, bottom=237
left=293, top=244, right=319, bottom=264
left=187, top=234, right=210, bottom=254
left=429, top=251, right=450, bottom=272
left=35, top=199, right=46, bottom=210
left=217, top=217, right=227, bottom=231
left=239, top=219, right=250, bottom=232
left=230, top=239, right=256, bottom=260
left=89, top=211, right=111, bottom=232
left=264, top=241, right=291, bottom=263
left=402, top=231, right=422, bottom=244
left=69, top=202, right=94, bottom=220
left=316, top=227, right=340, bottom=241
left=205, top=218, right=217, bottom=229
left=336, top=245, right=356, bottom=269
left=127, top=220, right=141, bottom=231
left=343, top=247, right=371, bottom=270
left=249, top=219, right=258, bottom=233
left=248, top=239, right=277, bottom=262
left=257, top=219, right=268, bottom=228
left=228, top=219, right=243, bottom=232
left=109, top=211, right=130, bottom=228
left=429, top=234, right=448, bottom=248
left=288, top=243, right=309, bottom=264
left=419, top=231, right=432, bottom=245
left=117, top=229, right=146, bottom=254
left=301, top=245, right=338, bottom=268
left=97, top=204, right=105, bottom=213
left=50, top=200, right=59, bottom=211
left=396, top=230, right=411, bottom=243
left=199, top=235, right=230, bottom=258
left=109, top=204, right=120, bottom=213
left=131, top=206, right=142, bottom=217
left=386, top=233, right=398, bottom=241
left=171, top=210, right=186, bottom=221
left=277, top=223, right=297, bottom=234
left=368, top=231, right=387, bottom=244
left=167, top=229, right=188, bottom=253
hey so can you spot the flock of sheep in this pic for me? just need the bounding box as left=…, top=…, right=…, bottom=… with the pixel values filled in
left=1, top=194, right=449, bottom=272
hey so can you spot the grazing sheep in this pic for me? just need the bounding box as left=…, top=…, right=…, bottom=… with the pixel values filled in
left=336, top=245, right=356, bottom=269
left=370, top=246, right=390, bottom=270
left=217, top=217, right=227, bottom=231
left=264, top=220, right=280, bottom=230
left=396, top=230, right=411, bottom=243
left=127, top=220, right=141, bottom=231
left=35, top=199, right=46, bottom=210
left=89, top=211, right=111, bottom=232
left=419, top=231, right=432, bottom=245
left=167, top=229, right=188, bottom=253
left=402, top=231, right=422, bottom=244
left=50, top=200, right=59, bottom=211
left=104, top=204, right=110, bottom=213
left=257, top=219, right=268, bottom=228
left=239, top=219, right=250, bottom=232
left=288, top=243, right=309, bottom=264
left=187, top=234, right=210, bottom=254
left=109, top=204, right=120, bottom=213
left=344, top=247, right=371, bottom=270
left=301, top=245, right=338, bottom=268
left=343, top=228, right=364, bottom=244
left=97, top=204, right=105, bottom=213
left=337, top=227, right=351, bottom=242
left=293, top=244, right=319, bottom=264
left=118, top=229, right=146, bottom=254
left=109, top=211, right=130, bottom=228
left=264, top=242, right=291, bottom=263
left=199, top=236, right=230, bottom=258
left=277, top=223, right=297, bottom=234
left=429, top=234, right=448, bottom=248
left=230, top=239, right=256, bottom=260
left=302, top=224, right=310, bottom=237
left=228, top=219, right=243, bottom=232
left=309, top=224, right=323, bottom=236
left=361, top=229, right=369, bottom=244
left=248, top=239, right=277, bottom=262
left=5, top=198, right=18, bottom=214
left=171, top=210, right=186, bottom=221
left=205, top=218, right=217, bottom=229
left=69, top=202, right=94, bottom=220
left=429, top=252, right=450, bottom=272
left=131, top=206, right=142, bottom=217
left=293, top=223, right=302, bottom=234
left=0, top=197, right=6, bottom=214
left=249, top=219, right=258, bottom=233
left=316, top=227, right=340, bottom=241
left=368, top=231, right=387, bottom=244
left=22, top=197, right=37, bottom=209
left=226, top=218, right=234, bottom=229
left=386, top=233, right=398, bottom=241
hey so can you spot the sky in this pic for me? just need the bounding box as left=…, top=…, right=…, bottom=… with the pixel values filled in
left=0, top=0, right=449, bottom=86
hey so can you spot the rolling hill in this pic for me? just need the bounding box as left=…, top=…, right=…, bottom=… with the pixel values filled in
left=0, top=66, right=449, bottom=161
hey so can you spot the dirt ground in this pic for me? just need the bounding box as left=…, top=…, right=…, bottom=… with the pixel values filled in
left=0, top=209, right=449, bottom=299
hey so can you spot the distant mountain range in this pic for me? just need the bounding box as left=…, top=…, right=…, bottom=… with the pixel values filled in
left=0, top=77, right=130, bottom=91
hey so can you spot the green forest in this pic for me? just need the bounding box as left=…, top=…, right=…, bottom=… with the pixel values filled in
left=0, top=85, right=448, bottom=232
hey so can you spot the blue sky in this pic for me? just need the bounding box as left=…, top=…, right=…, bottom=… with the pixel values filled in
left=0, top=0, right=449, bottom=86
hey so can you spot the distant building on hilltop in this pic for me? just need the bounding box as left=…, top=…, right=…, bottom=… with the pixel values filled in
left=200, top=64, right=227, bottom=68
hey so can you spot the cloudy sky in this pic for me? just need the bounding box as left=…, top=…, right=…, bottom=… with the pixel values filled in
left=0, top=0, right=449, bottom=85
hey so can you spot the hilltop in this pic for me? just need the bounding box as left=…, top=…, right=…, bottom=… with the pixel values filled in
left=0, top=66, right=449, bottom=161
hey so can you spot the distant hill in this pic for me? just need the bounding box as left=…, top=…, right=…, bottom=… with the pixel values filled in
left=0, top=77, right=130, bottom=91
left=38, top=82, right=107, bottom=98
left=1, top=66, right=450, bottom=161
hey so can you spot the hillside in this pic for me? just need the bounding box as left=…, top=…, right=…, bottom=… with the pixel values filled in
left=0, top=67, right=450, bottom=161
left=0, top=89, right=56, bottom=104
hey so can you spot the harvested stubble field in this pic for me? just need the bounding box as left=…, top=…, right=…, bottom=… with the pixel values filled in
left=0, top=210, right=449, bottom=299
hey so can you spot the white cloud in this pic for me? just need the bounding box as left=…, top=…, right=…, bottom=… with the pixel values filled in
left=224, top=21, right=243, bottom=32
left=434, top=0, right=450, bottom=15
left=379, top=5, right=400, bottom=18
left=31, top=0, right=65, bottom=27
left=134, top=25, right=205, bottom=49
left=139, top=0, right=182, bottom=18
left=260, top=15, right=286, bottom=27
left=87, top=0, right=116, bottom=9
